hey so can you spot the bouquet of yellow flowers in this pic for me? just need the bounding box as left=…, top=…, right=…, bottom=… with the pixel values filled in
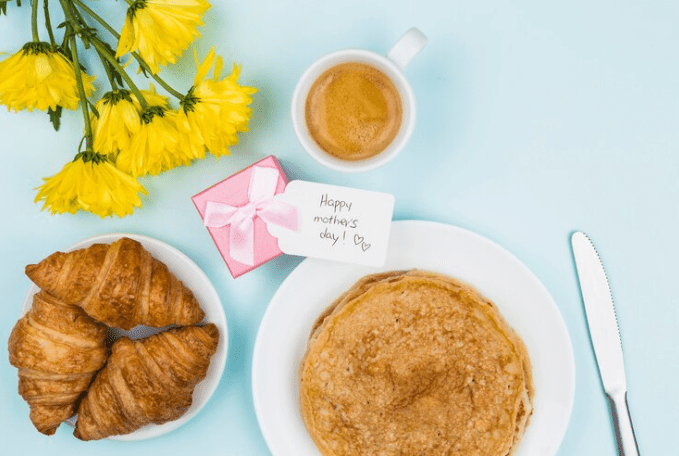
left=0, top=0, right=256, bottom=217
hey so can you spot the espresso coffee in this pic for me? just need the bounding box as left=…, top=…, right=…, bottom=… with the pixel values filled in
left=305, top=62, right=402, bottom=161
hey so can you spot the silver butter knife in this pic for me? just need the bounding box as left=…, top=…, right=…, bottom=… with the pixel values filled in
left=571, top=231, right=640, bottom=456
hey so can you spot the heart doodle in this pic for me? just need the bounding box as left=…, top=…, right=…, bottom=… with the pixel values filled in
left=354, top=234, right=371, bottom=251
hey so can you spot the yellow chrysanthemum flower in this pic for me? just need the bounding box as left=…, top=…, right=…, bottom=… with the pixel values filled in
left=0, top=42, right=95, bottom=112
left=35, top=152, right=147, bottom=218
left=177, top=47, right=257, bottom=158
left=116, top=105, right=193, bottom=177
left=90, top=90, right=141, bottom=156
left=116, top=0, right=211, bottom=74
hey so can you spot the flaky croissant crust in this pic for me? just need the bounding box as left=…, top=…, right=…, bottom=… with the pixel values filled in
left=25, top=237, right=205, bottom=330
left=8, top=291, right=108, bottom=435
left=74, top=323, right=220, bottom=441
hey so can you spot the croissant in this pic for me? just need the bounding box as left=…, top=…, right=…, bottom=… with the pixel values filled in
left=73, top=323, right=220, bottom=441
left=7, top=291, right=108, bottom=435
left=24, top=237, right=205, bottom=330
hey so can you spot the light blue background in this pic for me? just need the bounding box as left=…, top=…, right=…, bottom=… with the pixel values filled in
left=1, top=1, right=678, bottom=455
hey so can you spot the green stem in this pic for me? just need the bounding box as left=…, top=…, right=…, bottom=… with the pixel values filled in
left=96, top=48, right=118, bottom=91
left=63, top=0, right=92, bottom=50
left=89, top=37, right=148, bottom=109
left=144, top=65, right=185, bottom=100
left=56, top=0, right=147, bottom=108
left=71, top=0, right=116, bottom=36
left=69, top=33, right=92, bottom=148
left=57, top=0, right=78, bottom=32
left=71, top=0, right=186, bottom=101
left=31, top=0, right=39, bottom=41
left=68, top=0, right=88, bottom=32
left=43, top=0, right=56, bottom=47
left=139, top=60, right=185, bottom=100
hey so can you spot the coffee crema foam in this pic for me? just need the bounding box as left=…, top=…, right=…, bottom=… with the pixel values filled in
left=305, top=62, right=402, bottom=161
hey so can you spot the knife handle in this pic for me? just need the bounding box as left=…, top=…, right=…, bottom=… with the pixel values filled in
left=607, top=390, right=640, bottom=456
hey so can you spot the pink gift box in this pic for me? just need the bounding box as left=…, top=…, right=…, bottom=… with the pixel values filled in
left=192, top=155, right=289, bottom=278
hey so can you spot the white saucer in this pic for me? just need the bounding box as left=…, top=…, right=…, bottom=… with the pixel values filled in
left=21, top=233, right=228, bottom=441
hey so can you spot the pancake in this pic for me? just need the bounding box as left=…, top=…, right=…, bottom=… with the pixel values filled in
left=299, top=270, right=533, bottom=456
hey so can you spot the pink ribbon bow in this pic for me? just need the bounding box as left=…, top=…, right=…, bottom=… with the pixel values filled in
left=203, top=166, right=298, bottom=266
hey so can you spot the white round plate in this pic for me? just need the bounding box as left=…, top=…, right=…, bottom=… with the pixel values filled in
left=252, top=220, right=575, bottom=456
left=21, top=233, right=228, bottom=441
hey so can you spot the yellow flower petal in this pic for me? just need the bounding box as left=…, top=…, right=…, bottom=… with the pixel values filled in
left=35, top=153, right=147, bottom=218
left=178, top=50, right=257, bottom=158
left=130, top=83, right=169, bottom=109
left=194, top=46, right=215, bottom=86
left=0, top=42, right=95, bottom=112
left=116, top=106, right=191, bottom=177
left=213, top=55, right=223, bottom=81
left=116, top=14, right=137, bottom=58
left=115, top=0, right=211, bottom=74
left=91, top=90, right=141, bottom=155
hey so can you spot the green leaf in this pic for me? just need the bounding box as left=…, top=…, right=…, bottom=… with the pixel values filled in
left=113, top=70, right=124, bottom=87
left=138, top=64, right=150, bottom=78
left=48, top=106, right=63, bottom=131
left=88, top=100, right=99, bottom=118
left=78, top=26, right=99, bottom=50
left=0, top=0, right=19, bottom=15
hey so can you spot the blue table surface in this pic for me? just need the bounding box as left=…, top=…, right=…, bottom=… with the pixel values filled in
left=1, top=1, right=678, bottom=455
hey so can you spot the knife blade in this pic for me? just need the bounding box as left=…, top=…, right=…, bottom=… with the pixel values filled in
left=571, top=231, right=640, bottom=456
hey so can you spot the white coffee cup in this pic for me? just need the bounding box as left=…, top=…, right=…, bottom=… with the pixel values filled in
left=291, top=28, right=427, bottom=173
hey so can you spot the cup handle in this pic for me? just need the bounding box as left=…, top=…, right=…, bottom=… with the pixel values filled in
left=387, top=27, right=427, bottom=70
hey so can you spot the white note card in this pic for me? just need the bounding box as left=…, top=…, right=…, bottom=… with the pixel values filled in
left=267, top=180, right=395, bottom=267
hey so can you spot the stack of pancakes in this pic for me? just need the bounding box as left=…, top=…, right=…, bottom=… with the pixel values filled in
left=299, top=270, right=533, bottom=456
